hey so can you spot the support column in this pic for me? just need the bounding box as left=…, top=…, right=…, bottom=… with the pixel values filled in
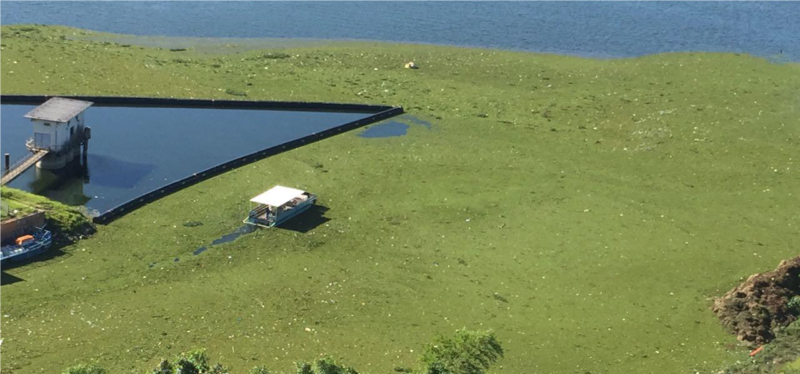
left=82, top=126, right=91, bottom=167
left=82, top=139, right=88, bottom=166
left=4, top=153, right=9, bottom=173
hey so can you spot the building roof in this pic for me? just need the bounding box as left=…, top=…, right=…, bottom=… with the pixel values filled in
left=250, top=185, right=307, bottom=207
left=24, top=97, right=93, bottom=123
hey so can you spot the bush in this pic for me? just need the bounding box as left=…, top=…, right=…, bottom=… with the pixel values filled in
left=151, top=349, right=227, bottom=374
left=295, top=357, right=358, bottom=374
left=725, top=321, right=800, bottom=373
left=64, top=330, right=503, bottom=374
left=788, top=296, right=800, bottom=316
left=420, top=329, right=504, bottom=374
left=62, top=364, right=107, bottom=374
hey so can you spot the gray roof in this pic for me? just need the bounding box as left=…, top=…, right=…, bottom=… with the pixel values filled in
left=24, top=97, right=93, bottom=123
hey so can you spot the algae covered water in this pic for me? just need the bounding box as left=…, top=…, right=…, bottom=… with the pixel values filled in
left=0, top=104, right=368, bottom=214
left=1, top=5, right=799, bottom=374
left=2, top=2, right=799, bottom=61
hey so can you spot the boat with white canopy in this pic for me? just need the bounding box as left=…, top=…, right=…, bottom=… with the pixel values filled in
left=243, top=185, right=316, bottom=228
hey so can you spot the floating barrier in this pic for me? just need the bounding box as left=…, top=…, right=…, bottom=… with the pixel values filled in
left=0, top=95, right=403, bottom=224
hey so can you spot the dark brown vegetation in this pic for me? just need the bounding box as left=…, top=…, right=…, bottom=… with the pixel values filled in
left=714, top=256, right=800, bottom=346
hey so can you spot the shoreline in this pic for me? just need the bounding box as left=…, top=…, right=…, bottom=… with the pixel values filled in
left=17, top=24, right=798, bottom=64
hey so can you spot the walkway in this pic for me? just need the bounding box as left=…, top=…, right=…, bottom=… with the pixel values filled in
left=1, top=150, right=49, bottom=186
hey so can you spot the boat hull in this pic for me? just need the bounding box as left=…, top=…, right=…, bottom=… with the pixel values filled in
left=1, top=246, right=48, bottom=264
left=1, top=230, right=53, bottom=264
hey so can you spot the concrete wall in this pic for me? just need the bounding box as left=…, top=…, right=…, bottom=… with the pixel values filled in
left=32, top=119, right=58, bottom=149
left=1, top=211, right=45, bottom=245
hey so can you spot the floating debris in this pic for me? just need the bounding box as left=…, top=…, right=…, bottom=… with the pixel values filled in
left=182, top=221, right=203, bottom=227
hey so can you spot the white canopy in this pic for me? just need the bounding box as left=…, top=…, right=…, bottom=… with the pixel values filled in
left=250, top=185, right=306, bottom=207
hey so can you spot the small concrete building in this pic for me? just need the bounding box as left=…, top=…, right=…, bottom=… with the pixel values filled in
left=24, top=97, right=93, bottom=169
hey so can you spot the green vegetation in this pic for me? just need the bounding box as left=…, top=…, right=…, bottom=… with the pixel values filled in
left=293, top=358, right=358, bottom=374
left=149, top=353, right=358, bottom=374
left=1, top=194, right=37, bottom=220
left=724, top=321, right=800, bottom=373
left=788, top=296, right=800, bottom=316
left=64, top=330, right=499, bottom=373
left=150, top=349, right=229, bottom=374
left=1, top=186, right=93, bottom=238
left=63, top=364, right=108, bottom=374
left=1, top=25, right=799, bottom=373
left=421, top=329, right=503, bottom=374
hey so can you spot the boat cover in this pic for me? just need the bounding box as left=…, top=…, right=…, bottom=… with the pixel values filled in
left=250, top=185, right=307, bottom=207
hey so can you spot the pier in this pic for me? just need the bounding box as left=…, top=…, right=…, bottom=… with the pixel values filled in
left=1, top=150, right=49, bottom=186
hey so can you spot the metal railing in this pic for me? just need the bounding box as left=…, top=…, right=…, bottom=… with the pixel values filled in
left=2, top=152, right=35, bottom=177
left=25, top=135, right=83, bottom=155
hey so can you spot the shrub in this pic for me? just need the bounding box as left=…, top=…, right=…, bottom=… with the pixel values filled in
left=420, top=329, right=504, bottom=374
left=150, top=349, right=227, bottom=374
left=296, top=362, right=314, bottom=374
left=725, top=321, right=800, bottom=373
left=62, top=364, right=107, bottom=374
left=788, top=296, right=800, bottom=316
left=295, top=357, right=358, bottom=374
left=63, top=330, right=503, bottom=374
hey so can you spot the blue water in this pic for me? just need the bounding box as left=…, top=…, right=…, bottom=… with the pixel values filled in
left=0, top=104, right=368, bottom=213
left=360, top=122, right=410, bottom=138
left=2, top=2, right=798, bottom=61
left=360, top=115, right=432, bottom=138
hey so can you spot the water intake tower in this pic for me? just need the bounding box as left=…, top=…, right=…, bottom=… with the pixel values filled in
left=1, top=97, right=93, bottom=185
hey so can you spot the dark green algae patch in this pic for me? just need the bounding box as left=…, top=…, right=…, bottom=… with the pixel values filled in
left=1, top=25, right=800, bottom=373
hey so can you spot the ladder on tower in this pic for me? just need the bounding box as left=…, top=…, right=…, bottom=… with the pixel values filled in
left=1, top=150, right=49, bottom=186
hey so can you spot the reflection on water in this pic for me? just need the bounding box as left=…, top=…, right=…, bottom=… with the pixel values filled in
left=1, top=104, right=369, bottom=213
left=81, top=154, right=155, bottom=189
left=19, top=155, right=156, bottom=209
left=27, top=162, right=92, bottom=207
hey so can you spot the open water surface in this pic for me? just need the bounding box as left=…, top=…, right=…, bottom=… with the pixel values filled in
left=2, top=1, right=798, bottom=61
left=359, top=114, right=431, bottom=138
left=0, top=104, right=369, bottom=213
